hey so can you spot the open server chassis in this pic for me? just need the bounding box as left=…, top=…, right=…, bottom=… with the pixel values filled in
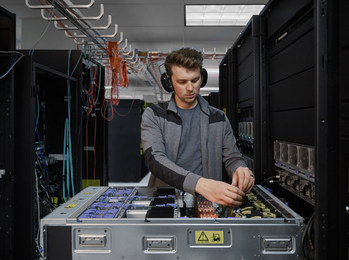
left=40, top=185, right=304, bottom=260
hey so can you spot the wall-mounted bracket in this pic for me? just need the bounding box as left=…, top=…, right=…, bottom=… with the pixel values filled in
left=41, top=4, right=104, bottom=21
left=54, top=15, right=112, bottom=30
left=25, top=0, right=95, bottom=9
left=65, top=24, right=118, bottom=38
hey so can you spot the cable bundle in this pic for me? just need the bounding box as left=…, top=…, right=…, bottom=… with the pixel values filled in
left=108, top=41, right=129, bottom=105
left=62, top=50, right=82, bottom=201
left=100, top=41, right=130, bottom=120
left=81, top=58, right=102, bottom=183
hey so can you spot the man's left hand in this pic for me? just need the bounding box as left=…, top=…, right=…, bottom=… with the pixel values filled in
left=232, top=166, right=255, bottom=193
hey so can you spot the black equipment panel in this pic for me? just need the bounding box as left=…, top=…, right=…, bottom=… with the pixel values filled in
left=229, top=16, right=262, bottom=181
left=107, top=99, right=147, bottom=182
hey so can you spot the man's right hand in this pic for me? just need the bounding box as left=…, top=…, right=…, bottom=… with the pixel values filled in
left=195, top=177, right=245, bottom=207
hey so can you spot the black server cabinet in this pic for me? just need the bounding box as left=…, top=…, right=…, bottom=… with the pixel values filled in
left=203, top=92, right=220, bottom=109
left=259, top=2, right=316, bottom=258
left=263, top=0, right=315, bottom=145
left=28, top=50, right=108, bottom=192
left=26, top=50, right=84, bottom=200
left=259, top=0, right=349, bottom=258
left=1, top=50, right=86, bottom=260
left=13, top=56, right=36, bottom=260
left=260, top=0, right=316, bottom=211
left=218, top=48, right=233, bottom=120
left=0, top=6, right=15, bottom=50
left=316, top=0, right=349, bottom=259
left=0, top=6, right=17, bottom=260
left=81, top=61, right=107, bottom=188
left=219, top=49, right=236, bottom=183
left=107, top=99, right=147, bottom=183
left=230, top=16, right=262, bottom=183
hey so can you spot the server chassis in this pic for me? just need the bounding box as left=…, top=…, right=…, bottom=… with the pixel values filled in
left=40, top=185, right=303, bottom=260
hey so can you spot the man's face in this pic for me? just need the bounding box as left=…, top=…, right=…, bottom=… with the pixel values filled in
left=171, top=65, right=201, bottom=109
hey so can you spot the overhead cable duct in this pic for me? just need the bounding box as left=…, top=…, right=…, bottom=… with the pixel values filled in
left=25, top=0, right=95, bottom=9
left=42, top=0, right=108, bottom=53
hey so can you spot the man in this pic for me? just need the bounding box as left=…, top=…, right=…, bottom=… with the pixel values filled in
left=141, top=48, right=254, bottom=207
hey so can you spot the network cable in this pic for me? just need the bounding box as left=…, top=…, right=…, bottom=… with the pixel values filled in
left=63, top=50, right=83, bottom=201
left=63, top=50, right=84, bottom=201
left=0, top=51, right=25, bottom=80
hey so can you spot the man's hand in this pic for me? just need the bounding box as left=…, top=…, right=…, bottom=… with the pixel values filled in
left=232, top=166, right=255, bottom=193
left=195, top=177, right=245, bottom=207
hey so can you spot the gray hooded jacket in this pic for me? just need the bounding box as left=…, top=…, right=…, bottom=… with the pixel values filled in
left=141, top=94, right=247, bottom=195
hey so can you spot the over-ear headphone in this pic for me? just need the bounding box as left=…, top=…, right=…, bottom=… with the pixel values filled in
left=160, top=68, right=208, bottom=93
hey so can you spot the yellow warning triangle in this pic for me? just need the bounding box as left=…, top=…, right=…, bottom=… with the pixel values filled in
left=198, top=232, right=209, bottom=241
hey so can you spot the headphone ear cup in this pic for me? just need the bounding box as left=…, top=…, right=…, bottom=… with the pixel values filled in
left=161, top=73, right=174, bottom=92
left=200, top=68, right=208, bottom=88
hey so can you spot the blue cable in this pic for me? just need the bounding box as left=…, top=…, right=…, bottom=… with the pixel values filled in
left=68, top=116, right=74, bottom=196
left=67, top=51, right=82, bottom=197
left=35, top=97, right=49, bottom=183
left=62, top=119, right=67, bottom=201
left=35, top=96, right=40, bottom=133
left=67, top=50, right=73, bottom=198
left=67, top=77, right=74, bottom=197
left=65, top=119, right=70, bottom=198
left=0, top=54, right=24, bottom=79
left=63, top=49, right=96, bottom=199
left=70, top=52, right=83, bottom=76
left=62, top=50, right=76, bottom=200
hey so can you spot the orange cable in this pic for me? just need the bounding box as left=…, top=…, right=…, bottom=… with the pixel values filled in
left=114, top=75, right=138, bottom=117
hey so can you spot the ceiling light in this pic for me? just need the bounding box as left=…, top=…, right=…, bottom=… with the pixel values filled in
left=185, top=5, right=265, bottom=26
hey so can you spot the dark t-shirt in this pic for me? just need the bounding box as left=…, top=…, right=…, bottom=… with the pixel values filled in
left=176, top=104, right=202, bottom=176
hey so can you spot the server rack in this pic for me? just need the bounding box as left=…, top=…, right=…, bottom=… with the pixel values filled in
left=0, top=6, right=18, bottom=260
left=259, top=0, right=317, bottom=258
left=202, top=92, right=220, bottom=109
left=1, top=49, right=90, bottom=260
left=260, top=0, right=316, bottom=217
left=206, top=92, right=220, bottom=109
left=13, top=55, right=36, bottom=260
left=230, top=15, right=262, bottom=183
left=107, top=99, right=147, bottom=183
left=218, top=49, right=236, bottom=183
left=222, top=0, right=349, bottom=258
left=29, top=50, right=108, bottom=201
left=26, top=50, right=85, bottom=202
left=81, top=60, right=107, bottom=188
left=218, top=48, right=232, bottom=119
left=315, top=0, right=349, bottom=259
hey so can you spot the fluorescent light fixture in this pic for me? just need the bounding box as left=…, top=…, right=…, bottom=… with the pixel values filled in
left=185, top=5, right=265, bottom=26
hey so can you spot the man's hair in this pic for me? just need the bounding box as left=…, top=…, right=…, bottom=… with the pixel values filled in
left=164, top=48, right=203, bottom=77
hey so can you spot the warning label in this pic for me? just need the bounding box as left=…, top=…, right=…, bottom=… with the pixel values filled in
left=195, top=231, right=224, bottom=244
left=65, top=203, right=78, bottom=208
